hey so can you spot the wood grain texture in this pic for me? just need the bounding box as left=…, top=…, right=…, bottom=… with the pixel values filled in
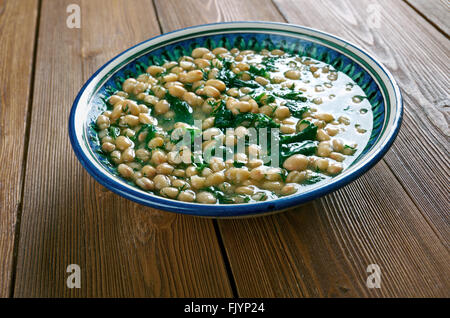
left=406, top=0, right=450, bottom=35
left=274, top=0, right=450, bottom=248
left=13, top=0, right=232, bottom=297
left=155, top=0, right=282, bottom=33
left=0, top=0, right=38, bottom=297
left=154, top=0, right=450, bottom=297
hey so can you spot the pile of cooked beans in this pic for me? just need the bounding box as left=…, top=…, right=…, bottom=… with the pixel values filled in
left=94, top=46, right=372, bottom=204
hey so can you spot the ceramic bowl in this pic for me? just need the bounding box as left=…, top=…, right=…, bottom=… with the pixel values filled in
left=69, top=22, right=402, bottom=217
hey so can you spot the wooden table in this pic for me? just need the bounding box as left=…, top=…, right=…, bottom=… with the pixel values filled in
left=0, top=0, right=448, bottom=298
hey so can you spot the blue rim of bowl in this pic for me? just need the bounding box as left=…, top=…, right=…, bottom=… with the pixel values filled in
left=69, top=21, right=403, bottom=217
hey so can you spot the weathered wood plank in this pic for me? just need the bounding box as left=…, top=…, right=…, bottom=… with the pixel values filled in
left=13, top=0, right=232, bottom=297
left=155, top=0, right=450, bottom=297
left=155, top=0, right=281, bottom=32
left=406, top=0, right=450, bottom=35
left=0, top=0, right=38, bottom=298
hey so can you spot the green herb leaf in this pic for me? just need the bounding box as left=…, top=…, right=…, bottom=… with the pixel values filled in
left=260, top=56, right=278, bottom=71
left=213, top=103, right=234, bottom=129
left=105, top=86, right=117, bottom=96
left=134, top=158, right=145, bottom=165
left=249, top=65, right=269, bottom=78
left=253, top=92, right=275, bottom=106
left=108, top=126, right=121, bottom=139
left=216, top=59, right=259, bottom=89
left=194, top=162, right=209, bottom=173
left=165, top=93, right=194, bottom=125
left=274, top=91, right=307, bottom=102
left=280, top=120, right=317, bottom=144
left=132, top=124, right=157, bottom=146
left=234, top=113, right=280, bottom=129
left=202, top=186, right=234, bottom=204
left=285, top=101, right=309, bottom=118
left=279, top=169, right=288, bottom=182
left=304, top=173, right=325, bottom=185
left=233, top=161, right=246, bottom=168
left=280, top=140, right=318, bottom=161
left=202, top=69, right=210, bottom=81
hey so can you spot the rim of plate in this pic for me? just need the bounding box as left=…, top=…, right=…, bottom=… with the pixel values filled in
left=69, top=21, right=403, bottom=217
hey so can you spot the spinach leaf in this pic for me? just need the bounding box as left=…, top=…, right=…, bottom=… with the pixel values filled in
left=280, top=120, right=317, bottom=144
left=253, top=113, right=280, bottom=129
left=211, top=100, right=279, bottom=130
left=194, top=162, right=209, bottom=173
left=100, top=96, right=113, bottom=110
left=134, top=158, right=145, bottom=165
left=234, top=113, right=255, bottom=127
left=213, top=102, right=234, bottom=129
left=249, top=65, right=269, bottom=78
left=165, top=93, right=194, bottom=125
left=132, top=124, right=157, bottom=145
left=207, top=145, right=233, bottom=159
left=304, top=173, right=325, bottom=185
left=202, top=186, right=251, bottom=204
left=285, top=101, right=309, bottom=118
left=186, top=127, right=202, bottom=141
left=171, top=126, right=202, bottom=148
left=202, top=69, right=210, bottom=81
left=105, top=86, right=117, bottom=96
left=260, top=56, right=278, bottom=71
left=280, top=140, right=318, bottom=161
left=275, top=91, right=307, bottom=102
left=216, top=59, right=259, bottom=89
left=344, top=144, right=357, bottom=155
left=279, top=169, right=288, bottom=182
left=233, top=161, right=246, bottom=168
left=234, top=113, right=280, bottom=129
left=344, top=144, right=357, bottom=151
left=201, top=186, right=234, bottom=204
left=108, top=126, right=121, bottom=139
left=253, top=92, right=275, bottom=106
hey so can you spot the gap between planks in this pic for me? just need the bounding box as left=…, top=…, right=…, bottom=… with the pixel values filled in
left=404, top=0, right=449, bottom=38
left=8, top=0, right=42, bottom=298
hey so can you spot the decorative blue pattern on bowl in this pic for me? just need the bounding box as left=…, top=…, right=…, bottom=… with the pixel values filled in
left=70, top=22, right=402, bottom=217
